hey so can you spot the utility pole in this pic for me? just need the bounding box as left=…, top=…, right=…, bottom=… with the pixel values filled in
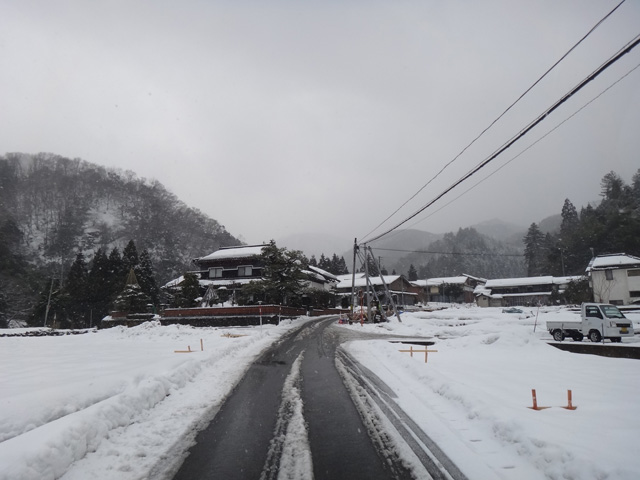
left=44, top=277, right=54, bottom=327
left=363, top=244, right=371, bottom=320
left=350, top=239, right=358, bottom=320
left=368, top=246, right=401, bottom=323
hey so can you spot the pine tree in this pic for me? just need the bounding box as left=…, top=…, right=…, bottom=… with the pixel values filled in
left=309, top=255, right=317, bottom=267
left=258, top=240, right=305, bottom=306
left=407, top=264, right=418, bottom=281
left=330, top=254, right=341, bottom=275
left=337, top=256, right=349, bottom=275
left=560, top=199, right=579, bottom=238
left=63, top=252, right=89, bottom=327
left=365, top=254, right=379, bottom=276
left=600, top=171, right=624, bottom=201
left=107, top=247, right=125, bottom=302
left=318, top=254, right=330, bottom=271
left=122, top=240, right=139, bottom=275
left=87, top=248, right=111, bottom=323
left=173, top=273, right=201, bottom=308
left=138, top=248, right=159, bottom=306
left=113, top=268, right=151, bottom=313
left=523, top=223, right=545, bottom=276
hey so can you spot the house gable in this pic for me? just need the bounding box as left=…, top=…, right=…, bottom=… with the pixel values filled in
left=195, top=245, right=266, bottom=283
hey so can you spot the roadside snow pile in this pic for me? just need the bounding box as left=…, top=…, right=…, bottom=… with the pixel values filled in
left=342, top=306, right=640, bottom=480
left=0, top=320, right=303, bottom=480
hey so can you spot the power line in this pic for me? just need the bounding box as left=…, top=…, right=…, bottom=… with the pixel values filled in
left=397, top=60, right=640, bottom=233
left=361, top=32, right=640, bottom=246
left=371, top=247, right=523, bottom=257
left=359, top=0, right=627, bottom=243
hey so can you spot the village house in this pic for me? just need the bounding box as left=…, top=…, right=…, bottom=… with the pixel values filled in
left=187, top=244, right=337, bottom=304
left=412, top=274, right=487, bottom=303
left=474, top=275, right=583, bottom=307
left=336, top=273, right=420, bottom=307
left=587, top=253, right=640, bottom=305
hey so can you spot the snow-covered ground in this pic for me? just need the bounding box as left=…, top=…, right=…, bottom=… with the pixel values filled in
left=1, top=306, right=639, bottom=480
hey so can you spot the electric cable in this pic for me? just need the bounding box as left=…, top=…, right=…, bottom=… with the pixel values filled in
left=359, top=0, right=627, bottom=243
left=361, top=32, right=640, bottom=246
left=397, top=60, right=640, bottom=233
left=371, top=248, right=523, bottom=257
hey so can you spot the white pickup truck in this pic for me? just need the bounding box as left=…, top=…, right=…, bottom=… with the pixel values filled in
left=547, top=303, right=634, bottom=343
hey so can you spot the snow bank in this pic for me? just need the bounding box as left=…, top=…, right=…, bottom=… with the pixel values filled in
left=342, top=306, right=640, bottom=480
left=0, top=320, right=304, bottom=480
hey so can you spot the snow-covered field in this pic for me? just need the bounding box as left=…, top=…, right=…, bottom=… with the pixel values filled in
left=1, top=306, right=639, bottom=480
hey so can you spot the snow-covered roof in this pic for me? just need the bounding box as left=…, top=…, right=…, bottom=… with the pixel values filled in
left=484, top=276, right=554, bottom=288
left=474, top=275, right=582, bottom=298
left=337, top=275, right=402, bottom=289
left=586, top=253, right=640, bottom=271
left=462, top=273, right=488, bottom=284
left=199, top=278, right=259, bottom=287
left=336, top=273, right=363, bottom=282
left=163, top=276, right=260, bottom=288
left=302, top=270, right=326, bottom=283
left=552, top=275, right=585, bottom=285
left=474, top=286, right=492, bottom=296
left=197, top=245, right=266, bottom=262
left=307, top=265, right=339, bottom=282
left=426, top=276, right=468, bottom=286
left=501, top=291, right=552, bottom=298
left=415, top=274, right=486, bottom=288
left=163, top=275, right=185, bottom=288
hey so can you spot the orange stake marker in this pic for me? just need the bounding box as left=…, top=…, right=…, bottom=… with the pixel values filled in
left=563, top=389, right=577, bottom=410
left=528, top=389, right=551, bottom=410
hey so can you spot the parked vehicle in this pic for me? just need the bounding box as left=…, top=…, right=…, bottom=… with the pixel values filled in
left=502, top=307, right=523, bottom=314
left=547, top=303, right=634, bottom=343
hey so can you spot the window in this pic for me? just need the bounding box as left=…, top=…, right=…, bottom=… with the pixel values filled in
left=209, top=267, right=223, bottom=279
left=605, top=270, right=614, bottom=281
left=602, top=305, right=624, bottom=318
left=585, top=306, right=602, bottom=318
left=630, top=291, right=640, bottom=298
left=628, top=269, right=640, bottom=277
left=238, top=265, right=252, bottom=277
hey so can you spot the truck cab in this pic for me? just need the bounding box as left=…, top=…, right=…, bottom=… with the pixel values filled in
left=581, top=303, right=633, bottom=343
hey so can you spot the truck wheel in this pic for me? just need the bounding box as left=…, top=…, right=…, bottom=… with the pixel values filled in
left=589, top=330, right=602, bottom=343
left=552, top=330, right=565, bottom=342
left=572, top=333, right=584, bottom=342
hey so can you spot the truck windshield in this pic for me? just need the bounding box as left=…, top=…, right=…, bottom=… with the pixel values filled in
left=601, top=305, right=625, bottom=319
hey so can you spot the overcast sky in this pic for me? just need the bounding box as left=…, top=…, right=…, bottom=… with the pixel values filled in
left=1, top=0, right=639, bottom=247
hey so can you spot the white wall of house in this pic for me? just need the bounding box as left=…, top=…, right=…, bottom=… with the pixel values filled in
left=591, top=267, right=640, bottom=305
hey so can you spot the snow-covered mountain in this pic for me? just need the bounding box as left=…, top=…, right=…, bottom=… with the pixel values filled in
left=1, top=152, right=240, bottom=283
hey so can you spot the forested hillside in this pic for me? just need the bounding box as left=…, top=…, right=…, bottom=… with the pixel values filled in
left=0, top=152, right=240, bottom=324
left=523, top=170, right=640, bottom=276
left=393, top=227, right=526, bottom=280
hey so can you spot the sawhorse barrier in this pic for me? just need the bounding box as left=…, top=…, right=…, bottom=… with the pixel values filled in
left=399, top=345, right=438, bottom=363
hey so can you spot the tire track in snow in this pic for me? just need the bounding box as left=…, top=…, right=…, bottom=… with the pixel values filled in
left=336, top=348, right=468, bottom=480
left=260, top=352, right=314, bottom=480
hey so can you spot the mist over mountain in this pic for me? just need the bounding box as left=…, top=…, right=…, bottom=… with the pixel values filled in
left=276, top=232, right=353, bottom=261
left=469, top=218, right=525, bottom=243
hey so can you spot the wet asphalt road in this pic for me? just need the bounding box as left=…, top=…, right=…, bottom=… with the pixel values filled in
left=172, top=317, right=415, bottom=480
